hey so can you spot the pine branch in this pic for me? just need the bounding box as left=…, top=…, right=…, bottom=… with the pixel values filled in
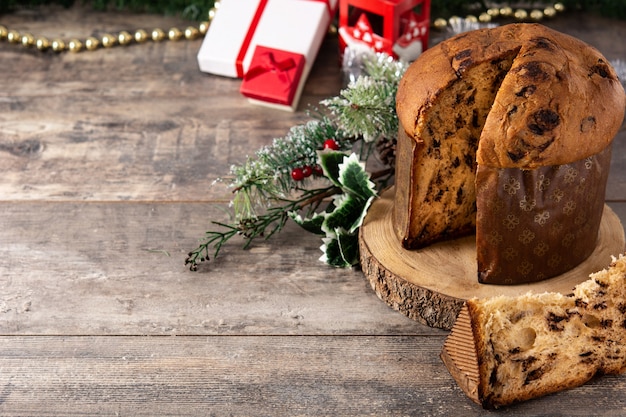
left=185, top=184, right=338, bottom=271
left=322, top=54, right=408, bottom=143
left=229, top=117, right=348, bottom=220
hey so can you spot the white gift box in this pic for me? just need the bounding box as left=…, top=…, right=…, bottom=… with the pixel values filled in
left=197, top=0, right=338, bottom=111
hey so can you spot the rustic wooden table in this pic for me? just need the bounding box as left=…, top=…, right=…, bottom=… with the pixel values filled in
left=1, top=5, right=625, bottom=416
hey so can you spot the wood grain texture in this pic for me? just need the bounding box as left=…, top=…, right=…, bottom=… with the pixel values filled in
left=0, top=4, right=625, bottom=415
left=0, top=201, right=427, bottom=336
left=1, top=336, right=625, bottom=416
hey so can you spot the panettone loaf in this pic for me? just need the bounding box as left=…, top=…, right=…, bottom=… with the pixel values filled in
left=441, top=253, right=626, bottom=409
left=393, top=23, right=625, bottom=284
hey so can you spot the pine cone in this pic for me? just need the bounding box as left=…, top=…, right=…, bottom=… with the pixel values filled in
left=375, top=136, right=397, bottom=168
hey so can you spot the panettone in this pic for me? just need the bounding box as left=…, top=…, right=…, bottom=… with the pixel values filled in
left=393, top=23, right=625, bottom=284
left=441, top=253, right=626, bottom=409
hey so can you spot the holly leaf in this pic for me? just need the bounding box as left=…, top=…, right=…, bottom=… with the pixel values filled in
left=317, top=150, right=347, bottom=188
left=338, top=153, right=376, bottom=201
left=336, top=231, right=360, bottom=266
left=289, top=211, right=326, bottom=236
left=319, top=231, right=360, bottom=268
left=322, top=193, right=375, bottom=236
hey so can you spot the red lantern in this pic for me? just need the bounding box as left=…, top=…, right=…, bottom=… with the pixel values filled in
left=338, top=0, right=430, bottom=62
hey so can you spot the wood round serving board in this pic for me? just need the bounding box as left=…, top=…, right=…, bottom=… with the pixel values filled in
left=359, top=187, right=626, bottom=330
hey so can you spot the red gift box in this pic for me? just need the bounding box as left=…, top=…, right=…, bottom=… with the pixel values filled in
left=197, top=0, right=338, bottom=111
left=338, top=0, right=430, bottom=61
left=240, top=46, right=306, bottom=110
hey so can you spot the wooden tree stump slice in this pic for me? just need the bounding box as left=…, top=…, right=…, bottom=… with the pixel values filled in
left=359, top=187, right=626, bottom=330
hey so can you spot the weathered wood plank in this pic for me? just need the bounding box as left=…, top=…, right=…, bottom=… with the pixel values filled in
left=0, top=335, right=624, bottom=416
left=0, top=6, right=343, bottom=202
left=2, top=201, right=622, bottom=336
left=0, top=201, right=429, bottom=336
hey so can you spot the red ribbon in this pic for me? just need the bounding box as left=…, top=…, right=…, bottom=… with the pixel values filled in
left=244, top=51, right=297, bottom=90
left=236, top=0, right=269, bottom=78
left=235, top=0, right=334, bottom=78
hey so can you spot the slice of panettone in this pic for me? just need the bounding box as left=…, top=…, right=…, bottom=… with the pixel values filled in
left=441, top=253, right=626, bottom=409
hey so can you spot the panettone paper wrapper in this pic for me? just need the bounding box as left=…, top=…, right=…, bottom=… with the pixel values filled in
left=476, top=145, right=612, bottom=284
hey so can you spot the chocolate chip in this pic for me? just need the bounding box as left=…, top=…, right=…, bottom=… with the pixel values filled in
left=600, top=319, right=613, bottom=328
left=524, top=367, right=545, bottom=385
left=507, top=105, right=518, bottom=117
left=579, top=351, right=593, bottom=357
left=456, top=58, right=474, bottom=74
left=472, top=109, right=480, bottom=128
left=454, top=49, right=472, bottom=60
left=531, top=36, right=557, bottom=50
left=528, top=109, right=560, bottom=135
left=456, top=187, right=464, bottom=205
left=590, top=61, right=610, bottom=78
left=507, top=150, right=525, bottom=162
left=514, top=61, right=550, bottom=81
left=515, top=85, right=537, bottom=97
left=489, top=367, right=498, bottom=387
left=595, top=279, right=609, bottom=288
left=580, top=116, right=596, bottom=133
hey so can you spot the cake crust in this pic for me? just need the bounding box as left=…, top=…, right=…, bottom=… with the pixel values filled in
left=396, top=23, right=625, bottom=169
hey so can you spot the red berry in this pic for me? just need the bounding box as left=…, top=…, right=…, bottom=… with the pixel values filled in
left=291, top=167, right=305, bottom=181
left=323, top=139, right=339, bottom=150
left=302, top=165, right=313, bottom=178
left=312, top=164, right=324, bottom=176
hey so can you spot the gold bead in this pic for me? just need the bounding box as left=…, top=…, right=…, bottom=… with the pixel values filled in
left=465, top=15, right=478, bottom=23
left=327, top=24, right=337, bottom=35
left=68, top=38, right=83, bottom=52
left=487, top=8, right=500, bottom=17
left=500, top=6, right=513, bottom=16
left=433, top=18, right=448, bottom=30
left=118, top=30, right=132, bottom=45
left=7, top=30, right=21, bottom=43
left=36, top=37, right=50, bottom=50
left=168, top=27, right=182, bottom=41
left=134, top=29, right=148, bottom=43
left=208, top=7, right=218, bottom=21
left=21, top=33, right=35, bottom=47
left=554, top=3, right=565, bottom=12
left=151, top=28, right=166, bottom=42
left=544, top=6, right=557, bottom=18
left=479, top=13, right=492, bottom=23
left=184, top=26, right=199, bottom=40
left=0, top=25, right=8, bottom=40
left=85, top=36, right=100, bottom=50
left=514, top=9, right=528, bottom=20
left=530, top=9, right=544, bottom=20
left=448, top=16, right=462, bottom=26
left=198, top=21, right=210, bottom=35
left=51, top=39, right=66, bottom=52
left=101, top=33, right=116, bottom=48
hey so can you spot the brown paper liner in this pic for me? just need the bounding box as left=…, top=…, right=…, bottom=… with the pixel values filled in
left=440, top=304, right=481, bottom=404
left=476, top=145, right=612, bottom=284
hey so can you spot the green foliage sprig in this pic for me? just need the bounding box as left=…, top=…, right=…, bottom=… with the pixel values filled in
left=185, top=53, right=408, bottom=271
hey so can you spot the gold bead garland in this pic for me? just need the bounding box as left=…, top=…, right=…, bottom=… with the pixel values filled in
left=0, top=16, right=211, bottom=53
left=433, top=2, right=565, bottom=30
left=1, top=0, right=564, bottom=53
